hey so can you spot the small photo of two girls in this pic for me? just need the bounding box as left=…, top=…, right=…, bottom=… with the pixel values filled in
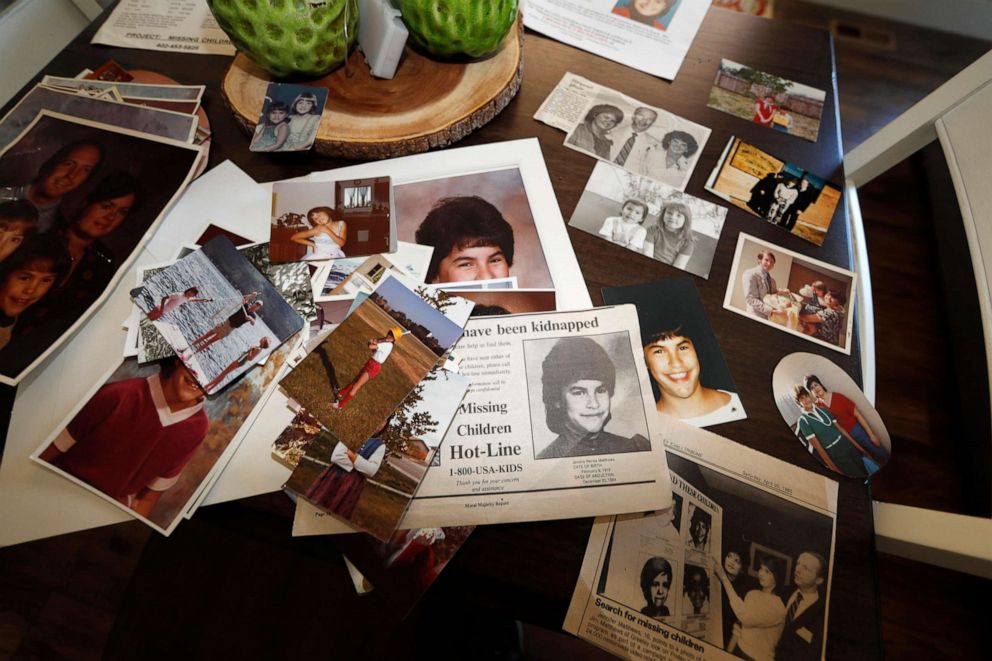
left=250, top=82, right=329, bottom=153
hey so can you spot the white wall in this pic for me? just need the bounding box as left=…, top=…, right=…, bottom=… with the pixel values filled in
left=0, top=0, right=91, bottom=107
left=807, top=0, right=992, bottom=41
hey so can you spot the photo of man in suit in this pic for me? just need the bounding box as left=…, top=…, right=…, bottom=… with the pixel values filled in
left=778, top=550, right=827, bottom=660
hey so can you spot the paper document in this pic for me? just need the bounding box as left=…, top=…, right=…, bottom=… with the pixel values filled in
left=92, top=0, right=236, bottom=55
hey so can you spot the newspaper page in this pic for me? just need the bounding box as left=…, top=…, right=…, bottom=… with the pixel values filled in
left=298, top=306, right=674, bottom=531
left=91, top=0, right=236, bottom=55
left=564, top=426, right=838, bottom=661
left=523, top=0, right=710, bottom=81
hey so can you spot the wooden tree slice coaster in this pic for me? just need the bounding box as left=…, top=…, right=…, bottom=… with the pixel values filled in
left=222, top=18, right=523, bottom=160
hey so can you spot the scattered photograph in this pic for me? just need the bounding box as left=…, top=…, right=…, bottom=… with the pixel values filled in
left=708, top=59, right=827, bottom=142
left=321, top=254, right=399, bottom=299
left=603, top=278, right=746, bottom=427
left=450, top=289, right=557, bottom=317
left=84, top=60, right=133, bottom=82
left=773, top=351, right=891, bottom=479
left=269, top=178, right=392, bottom=262
left=280, top=275, right=470, bottom=444
left=610, top=0, right=683, bottom=30
left=0, top=112, right=201, bottom=385
left=334, top=525, right=475, bottom=617
left=132, top=236, right=304, bottom=393
left=706, top=136, right=841, bottom=246
left=249, top=82, right=328, bottom=152
left=31, top=341, right=295, bottom=535
left=569, top=162, right=727, bottom=278
left=41, top=75, right=205, bottom=101
left=307, top=298, right=353, bottom=341
left=285, top=365, right=470, bottom=541
left=563, top=89, right=710, bottom=191
left=723, top=233, right=856, bottom=354
left=393, top=168, right=553, bottom=288
left=195, top=222, right=253, bottom=247
left=0, top=85, right=198, bottom=150
left=525, top=332, right=652, bottom=460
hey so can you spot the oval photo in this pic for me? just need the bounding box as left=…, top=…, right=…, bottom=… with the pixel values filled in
left=772, top=352, right=891, bottom=479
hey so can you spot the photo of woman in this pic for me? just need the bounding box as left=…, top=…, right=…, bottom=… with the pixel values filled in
left=805, top=373, right=888, bottom=465
left=566, top=104, right=624, bottom=160
left=304, top=435, right=386, bottom=519
left=292, top=206, right=347, bottom=261
left=713, top=553, right=787, bottom=659
left=658, top=130, right=699, bottom=172
left=793, top=385, right=874, bottom=478
left=534, top=335, right=651, bottom=459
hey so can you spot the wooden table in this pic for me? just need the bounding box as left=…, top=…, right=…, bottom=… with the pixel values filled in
left=0, top=7, right=881, bottom=659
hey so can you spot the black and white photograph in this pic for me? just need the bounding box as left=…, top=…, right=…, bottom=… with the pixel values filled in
left=589, top=451, right=835, bottom=658
left=603, top=278, right=746, bottom=427
left=132, top=236, right=304, bottom=394
left=249, top=82, right=328, bottom=153
left=525, top=333, right=651, bottom=460
left=563, top=91, right=710, bottom=191
left=724, top=234, right=856, bottom=354
left=773, top=352, right=891, bottom=479
left=570, top=162, right=727, bottom=278
left=0, top=112, right=201, bottom=385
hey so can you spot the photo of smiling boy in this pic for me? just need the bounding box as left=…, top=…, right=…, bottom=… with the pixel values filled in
left=644, top=328, right=744, bottom=427
left=603, top=277, right=746, bottom=428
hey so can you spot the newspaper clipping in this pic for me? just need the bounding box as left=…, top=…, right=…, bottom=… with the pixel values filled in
left=564, top=424, right=838, bottom=661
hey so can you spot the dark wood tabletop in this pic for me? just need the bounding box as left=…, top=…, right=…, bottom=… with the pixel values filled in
left=0, top=6, right=881, bottom=659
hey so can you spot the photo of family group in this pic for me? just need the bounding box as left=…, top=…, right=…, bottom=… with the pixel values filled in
left=724, top=234, right=856, bottom=353
left=283, top=365, right=469, bottom=541
left=32, top=341, right=294, bottom=534
left=706, top=137, right=841, bottom=246
left=0, top=112, right=201, bottom=384
left=280, top=275, right=469, bottom=444
left=603, top=277, right=746, bottom=428
left=774, top=352, right=891, bottom=479
left=610, top=1, right=683, bottom=31
left=249, top=82, right=328, bottom=153
left=708, top=59, right=827, bottom=142
left=525, top=332, right=652, bottom=460
left=597, top=452, right=835, bottom=660
left=393, top=167, right=553, bottom=288
left=269, top=177, right=392, bottom=263
left=569, top=162, right=728, bottom=279
left=564, top=89, right=710, bottom=191
left=132, top=236, right=303, bottom=394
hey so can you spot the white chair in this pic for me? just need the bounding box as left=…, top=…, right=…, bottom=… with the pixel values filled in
left=844, top=49, right=992, bottom=578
